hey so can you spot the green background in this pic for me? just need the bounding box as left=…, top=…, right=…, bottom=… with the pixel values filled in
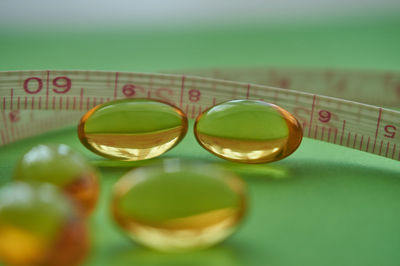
left=1, top=17, right=400, bottom=266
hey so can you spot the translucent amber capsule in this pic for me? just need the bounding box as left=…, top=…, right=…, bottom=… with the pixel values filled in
left=0, top=182, right=88, bottom=266
left=14, top=144, right=99, bottom=215
left=194, top=100, right=303, bottom=163
left=78, top=99, right=188, bottom=161
left=111, top=160, right=246, bottom=252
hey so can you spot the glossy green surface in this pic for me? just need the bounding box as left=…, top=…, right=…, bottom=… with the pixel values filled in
left=14, top=144, right=94, bottom=187
left=196, top=100, right=288, bottom=140
left=83, top=99, right=184, bottom=134
left=0, top=182, right=72, bottom=240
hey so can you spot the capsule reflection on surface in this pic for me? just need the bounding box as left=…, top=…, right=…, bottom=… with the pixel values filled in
left=78, top=99, right=188, bottom=161
left=194, top=100, right=303, bottom=163
left=111, top=159, right=247, bottom=252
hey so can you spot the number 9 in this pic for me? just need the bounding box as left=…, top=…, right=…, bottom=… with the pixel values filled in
left=318, top=110, right=331, bottom=123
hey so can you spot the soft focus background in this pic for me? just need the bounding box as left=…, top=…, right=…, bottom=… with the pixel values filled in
left=1, top=0, right=400, bottom=71
left=1, top=1, right=400, bottom=266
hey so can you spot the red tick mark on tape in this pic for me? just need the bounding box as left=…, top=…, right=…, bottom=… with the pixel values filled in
left=346, top=132, right=351, bottom=147
left=353, top=133, right=358, bottom=148
left=114, top=72, right=119, bottom=100
left=314, top=125, right=318, bottom=139
left=10, top=88, right=13, bottom=110
left=80, top=88, right=83, bottom=111
left=307, top=95, right=316, bottom=137
left=46, top=70, right=50, bottom=109
left=385, top=141, right=390, bottom=157
left=328, top=127, right=332, bottom=142
left=372, top=108, right=382, bottom=153
left=246, top=84, right=250, bottom=99
left=180, top=76, right=185, bottom=108
left=340, top=120, right=346, bottom=145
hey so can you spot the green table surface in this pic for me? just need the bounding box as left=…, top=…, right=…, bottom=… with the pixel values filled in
left=1, top=18, right=400, bottom=266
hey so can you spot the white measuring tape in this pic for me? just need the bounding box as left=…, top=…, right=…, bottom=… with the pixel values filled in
left=0, top=68, right=399, bottom=161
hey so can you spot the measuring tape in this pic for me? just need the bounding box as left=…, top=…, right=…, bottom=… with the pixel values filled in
left=0, top=68, right=399, bottom=161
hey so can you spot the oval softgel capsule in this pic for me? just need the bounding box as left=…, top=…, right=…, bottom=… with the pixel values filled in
left=78, top=99, right=188, bottom=161
left=194, top=100, right=303, bottom=163
left=111, top=160, right=246, bottom=252
left=14, top=144, right=99, bottom=215
left=0, top=182, right=88, bottom=266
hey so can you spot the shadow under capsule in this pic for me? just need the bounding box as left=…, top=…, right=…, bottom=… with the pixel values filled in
left=100, top=242, right=245, bottom=266
left=90, top=156, right=291, bottom=181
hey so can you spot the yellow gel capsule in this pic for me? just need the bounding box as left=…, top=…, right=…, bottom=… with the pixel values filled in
left=14, top=144, right=99, bottom=216
left=78, top=98, right=188, bottom=161
left=111, top=160, right=246, bottom=252
left=0, top=182, right=88, bottom=266
left=194, top=100, right=303, bottom=163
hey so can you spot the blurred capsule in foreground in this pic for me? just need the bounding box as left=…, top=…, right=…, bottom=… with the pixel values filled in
left=194, top=100, right=303, bottom=163
left=78, top=98, right=188, bottom=161
left=111, top=160, right=247, bottom=252
left=0, top=182, right=88, bottom=266
left=14, top=144, right=99, bottom=215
